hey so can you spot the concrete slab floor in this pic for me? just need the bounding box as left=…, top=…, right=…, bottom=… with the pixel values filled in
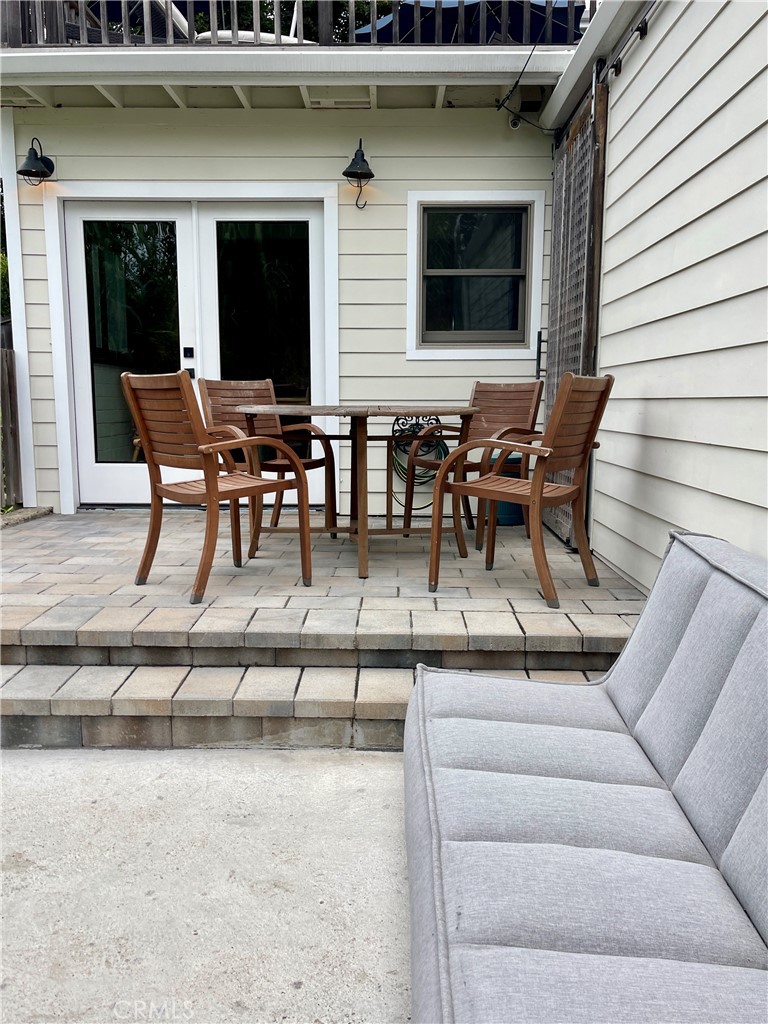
left=1, top=749, right=409, bottom=1024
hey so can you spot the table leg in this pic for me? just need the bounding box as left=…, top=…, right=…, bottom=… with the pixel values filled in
left=353, top=415, right=369, bottom=578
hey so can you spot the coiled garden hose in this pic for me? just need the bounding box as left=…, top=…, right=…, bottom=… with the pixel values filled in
left=390, top=418, right=450, bottom=510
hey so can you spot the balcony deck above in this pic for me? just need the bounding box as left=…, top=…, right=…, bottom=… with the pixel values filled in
left=1, top=2, right=594, bottom=112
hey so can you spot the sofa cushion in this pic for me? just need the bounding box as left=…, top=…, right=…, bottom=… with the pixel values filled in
left=603, top=536, right=716, bottom=730
left=432, top=769, right=713, bottom=864
left=721, top=775, right=768, bottom=945
left=419, top=667, right=627, bottom=732
left=442, top=841, right=767, bottom=969
left=633, top=572, right=763, bottom=786
left=426, top=717, right=664, bottom=788
left=673, top=608, right=768, bottom=863
left=449, top=946, right=768, bottom=1024
left=605, top=533, right=767, bottom=741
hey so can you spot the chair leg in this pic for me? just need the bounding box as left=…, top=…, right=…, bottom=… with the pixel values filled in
left=270, top=475, right=285, bottom=528
left=485, top=501, right=498, bottom=571
left=529, top=503, right=559, bottom=608
left=230, top=499, right=242, bottom=568
left=402, top=461, right=416, bottom=538
left=475, top=499, right=486, bottom=551
left=247, top=494, right=263, bottom=559
left=191, top=501, right=220, bottom=604
left=522, top=504, right=531, bottom=539
left=324, top=458, right=338, bottom=539
left=452, top=491, right=468, bottom=558
left=136, top=492, right=163, bottom=585
left=296, top=484, right=312, bottom=587
left=571, top=491, right=599, bottom=587
left=461, top=494, right=475, bottom=531
left=428, top=485, right=446, bottom=593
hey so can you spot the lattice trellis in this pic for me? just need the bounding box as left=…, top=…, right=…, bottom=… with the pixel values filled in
left=543, top=93, right=594, bottom=544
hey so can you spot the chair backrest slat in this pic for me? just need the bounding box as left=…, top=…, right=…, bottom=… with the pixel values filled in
left=467, top=380, right=544, bottom=441
left=198, top=379, right=282, bottom=436
left=541, top=373, right=614, bottom=475
left=121, top=370, right=207, bottom=471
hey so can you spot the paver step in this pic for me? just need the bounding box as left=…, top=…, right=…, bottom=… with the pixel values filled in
left=0, top=663, right=602, bottom=750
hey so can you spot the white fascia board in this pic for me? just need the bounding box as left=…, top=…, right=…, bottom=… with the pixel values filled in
left=0, top=47, right=572, bottom=87
left=539, top=0, right=649, bottom=129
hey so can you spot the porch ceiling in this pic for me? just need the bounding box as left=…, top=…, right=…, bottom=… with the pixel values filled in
left=0, top=46, right=571, bottom=110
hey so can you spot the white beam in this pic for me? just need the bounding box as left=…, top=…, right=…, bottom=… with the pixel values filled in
left=1, top=48, right=573, bottom=88
left=20, top=85, right=54, bottom=107
left=435, top=85, right=446, bottom=109
left=232, top=85, right=252, bottom=109
left=299, top=85, right=312, bottom=109
left=163, top=84, right=188, bottom=108
left=369, top=85, right=378, bottom=109
left=95, top=84, right=125, bottom=108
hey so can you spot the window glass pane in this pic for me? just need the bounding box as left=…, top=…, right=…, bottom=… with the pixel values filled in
left=424, top=276, right=522, bottom=334
left=425, top=207, right=525, bottom=270
left=84, top=221, right=179, bottom=463
left=216, top=221, right=310, bottom=400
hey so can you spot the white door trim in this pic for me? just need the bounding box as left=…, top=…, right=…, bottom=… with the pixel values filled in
left=43, top=180, right=340, bottom=513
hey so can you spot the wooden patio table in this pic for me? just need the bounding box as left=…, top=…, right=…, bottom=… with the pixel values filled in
left=237, top=403, right=478, bottom=578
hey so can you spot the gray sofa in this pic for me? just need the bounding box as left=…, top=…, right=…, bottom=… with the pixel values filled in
left=404, top=532, right=767, bottom=1023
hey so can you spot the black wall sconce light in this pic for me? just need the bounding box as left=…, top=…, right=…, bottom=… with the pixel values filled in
left=17, top=138, right=55, bottom=186
left=343, top=139, right=374, bottom=209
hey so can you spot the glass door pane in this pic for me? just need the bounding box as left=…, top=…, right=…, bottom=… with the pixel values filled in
left=215, top=220, right=311, bottom=401
left=83, top=220, right=180, bottom=463
left=68, top=202, right=196, bottom=505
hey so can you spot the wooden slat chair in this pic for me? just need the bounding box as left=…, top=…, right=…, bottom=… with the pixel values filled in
left=402, top=380, right=543, bottom=537
left=121, top=370, right=312, bottom=604
left=427, top=373, right=615, bottom=607
left=198, top=378, right=337, bottom=553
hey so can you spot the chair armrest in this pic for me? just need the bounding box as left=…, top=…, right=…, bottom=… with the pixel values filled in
left=281, top=422, right=328, bottom=438
left=480, top=429, right=543, bottom=474
left=198, top=435, right=309, bottom=483
left=205, top=426, right=246, bottom=472
left=434, top=438, right=552, bottom=489
left=407, top=423, right=461, bottom=465
left=281, top=421, right=335, bottom=465
left=488, top=427, right=543, bottom=442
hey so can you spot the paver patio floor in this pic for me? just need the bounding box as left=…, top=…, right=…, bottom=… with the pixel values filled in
left=1, top=507, right=644, bottom=632
left=1, top=747, right=409, bottom=1024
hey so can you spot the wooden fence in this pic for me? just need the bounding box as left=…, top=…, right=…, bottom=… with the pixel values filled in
left=1, top=349, right=22, bottom=508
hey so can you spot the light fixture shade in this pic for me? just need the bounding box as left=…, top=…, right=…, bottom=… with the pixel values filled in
left=17, top=138, right=54, bottom=185
left=343, top=139, right=374, bottom=186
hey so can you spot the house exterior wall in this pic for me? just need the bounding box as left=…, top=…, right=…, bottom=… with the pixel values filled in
left=592, top=0, right=768, bottom=589
left=10, top=106, right=552, bottom=513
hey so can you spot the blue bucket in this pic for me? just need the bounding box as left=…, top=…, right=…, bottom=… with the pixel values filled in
left=488, top=453, right=525, bottom=526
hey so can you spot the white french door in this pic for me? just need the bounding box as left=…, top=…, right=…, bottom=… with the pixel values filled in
left=67, top=201, right=326, bottom=505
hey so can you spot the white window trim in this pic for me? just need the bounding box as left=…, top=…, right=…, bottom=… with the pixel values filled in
left=406, top=189, right=546, bottom=361
left=41, top=179, right=339, bottom=514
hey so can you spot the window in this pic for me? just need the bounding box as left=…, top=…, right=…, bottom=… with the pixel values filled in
left=422, top=205, right=528, bottom=345
left=406, top=190, right=545, bottom=361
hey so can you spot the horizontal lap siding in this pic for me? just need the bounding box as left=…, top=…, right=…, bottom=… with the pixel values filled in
left=593, top=0, right=768, bottom=589
left=15, top=200, right=58, bottom=508
left=14, top=107, right=552, bottom=513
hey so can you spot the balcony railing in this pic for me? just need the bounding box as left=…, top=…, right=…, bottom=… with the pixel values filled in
left=1, top=1, right=595, bottom=49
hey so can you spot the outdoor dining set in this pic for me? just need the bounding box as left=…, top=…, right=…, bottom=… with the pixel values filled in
left=121, top=369, right=614, bottom=608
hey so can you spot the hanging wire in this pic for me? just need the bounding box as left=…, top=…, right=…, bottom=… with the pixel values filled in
left=496, top=10, right=557, bottom=136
